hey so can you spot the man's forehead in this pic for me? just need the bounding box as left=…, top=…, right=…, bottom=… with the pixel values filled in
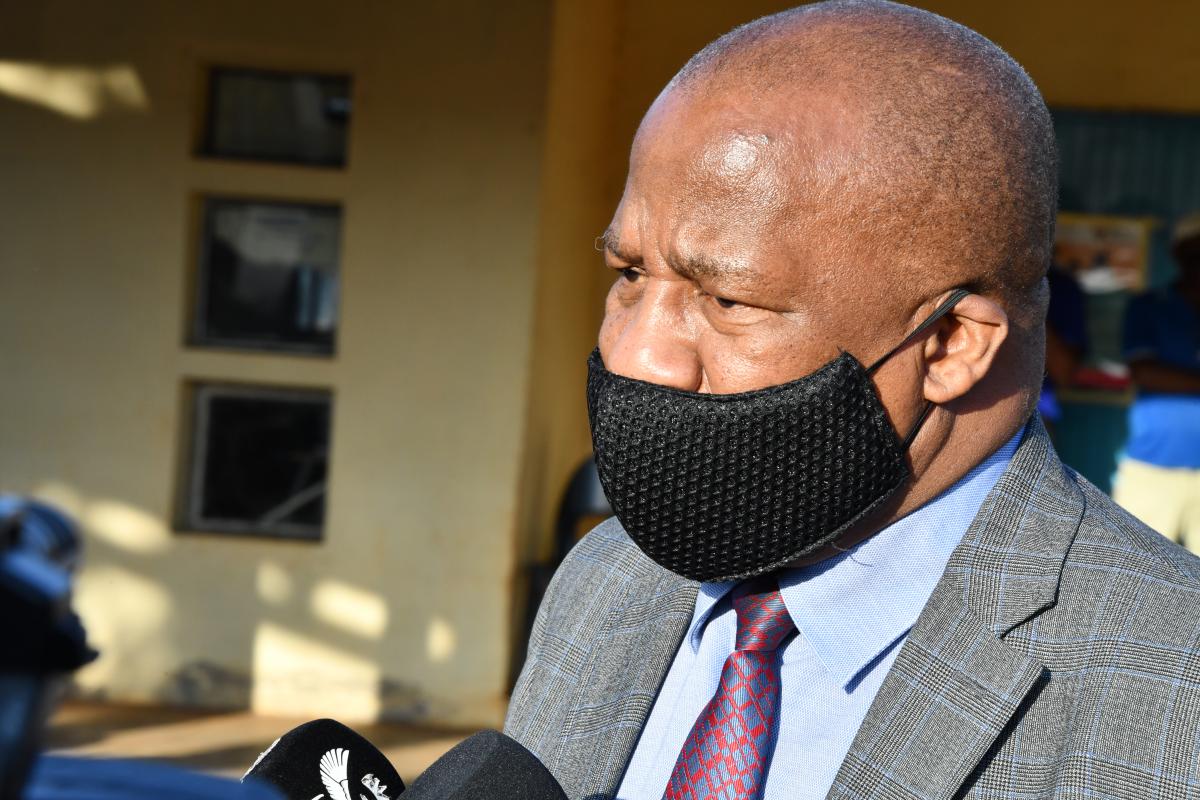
left=631, top=95, right=861, bottom=232
left=610, top=102, right=857, bottom=279
left=634, top=80, right=861, bottom=173
left=621, top=112, right=791, bottom=235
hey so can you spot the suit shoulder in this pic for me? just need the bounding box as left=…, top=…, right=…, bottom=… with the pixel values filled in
left=549, top=516, right=650, bottom=594
left=1070, top=472, right=1200, bottom=587
left=996, top=472, right=1200, bottom=789
left=533, top=517, right=680, bottom=640
left=1049, top=472, right=1200, bottom=652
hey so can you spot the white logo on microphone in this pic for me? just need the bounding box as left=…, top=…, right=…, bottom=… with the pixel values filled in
left=361, top=773, right=392, bottom=800
left=315, top=748, right=391, bottom=800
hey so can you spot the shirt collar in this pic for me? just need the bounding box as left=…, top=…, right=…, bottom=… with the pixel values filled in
left=687, top=425, right=1024, bottom=689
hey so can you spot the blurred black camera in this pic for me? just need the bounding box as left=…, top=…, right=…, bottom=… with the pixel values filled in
left=0, top=497, right=95, bottom=800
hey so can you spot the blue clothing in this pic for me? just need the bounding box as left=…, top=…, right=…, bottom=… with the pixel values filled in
left=615, top=429, right=1023, bottom=800
left=1037, top=388, right=1062, bottom=422
left=1039, top=267, right=1089, bottom=423
left=1048, top=266, right=1090, bottom=352
left=1122, top=288, right=1200, bottom=468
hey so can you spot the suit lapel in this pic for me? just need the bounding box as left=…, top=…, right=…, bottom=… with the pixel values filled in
left=554, top=555, right=698, bottom=800
left=827, top=577, right=1048, bottom=800
left=828, top=419, right=1084, bottom=800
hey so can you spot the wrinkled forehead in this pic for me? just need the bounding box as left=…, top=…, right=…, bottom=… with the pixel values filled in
left=630, top=86, right=857, bottom=198
left=614, top=87, right=868, bottom=284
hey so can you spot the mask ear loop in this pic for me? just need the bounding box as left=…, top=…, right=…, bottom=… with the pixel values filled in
left=864, top=288, right=972, bottom=449
left=865, top=289, right=971, bottom=375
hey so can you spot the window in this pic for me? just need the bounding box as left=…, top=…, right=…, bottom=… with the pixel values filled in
left=200, top=67, right=352, bottom=167
left=191, top=197, right=341, bottom=354
left=180, top=383, right=332, bottom=540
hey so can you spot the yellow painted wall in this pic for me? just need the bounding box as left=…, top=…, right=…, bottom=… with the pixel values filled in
left=0, top=0, right=551, bottom=726
left=2, top=0, right=1198, bottom=727
left=510, top=0, right=624, bottom=652
left=518, top=0, right=1200, bottom=592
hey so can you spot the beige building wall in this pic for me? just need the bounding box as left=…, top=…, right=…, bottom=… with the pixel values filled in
left=511, top=0, right=624, bottom=613
left=0, top=1, right=551, bottom=726
left=3, top=0, right=1199, bottom=728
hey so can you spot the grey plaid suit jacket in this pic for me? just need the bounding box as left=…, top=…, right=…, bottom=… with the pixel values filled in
left=506, top=420, right=1200, bottom=799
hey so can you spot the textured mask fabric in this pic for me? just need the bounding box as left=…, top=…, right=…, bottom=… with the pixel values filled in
left=586, top=349, right=911, bottom=582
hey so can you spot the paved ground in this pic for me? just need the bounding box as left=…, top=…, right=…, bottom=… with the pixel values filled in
left=43, top=701, right=471, bottom=783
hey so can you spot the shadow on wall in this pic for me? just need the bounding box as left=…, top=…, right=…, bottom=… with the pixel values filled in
left=31, top=480, right=457, bottom=725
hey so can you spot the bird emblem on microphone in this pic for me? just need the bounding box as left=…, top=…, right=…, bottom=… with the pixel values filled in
left=317, top=748, right=392, bottom=800
left=319, top=748, right=353, bottom=800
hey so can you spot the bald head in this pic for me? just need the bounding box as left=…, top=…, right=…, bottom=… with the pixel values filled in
left=598, top=1, right=1054, bottom=556
left=660, top=0, right=1057, bottom=321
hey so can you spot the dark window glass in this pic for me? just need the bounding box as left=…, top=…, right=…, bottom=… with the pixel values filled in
left=181, top=384, right=331, bottom=540
left=201, top=67, right=351, bottom=167
left=192, top=197, right=340, bottom=354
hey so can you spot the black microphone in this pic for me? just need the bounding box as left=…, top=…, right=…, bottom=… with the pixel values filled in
left=403, top=730, right=566, bottom=800
left=242, top=718, right=404, bottom=800
left=0, top=497, right=97, bottom=800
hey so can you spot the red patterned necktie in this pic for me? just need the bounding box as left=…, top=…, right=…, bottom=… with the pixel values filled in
left=662, top=577, right=796, bottom=800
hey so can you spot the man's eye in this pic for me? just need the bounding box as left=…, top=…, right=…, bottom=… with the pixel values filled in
left=619, top=267, right=641, bottom=283
left=714, top=296, right=740, bottom=309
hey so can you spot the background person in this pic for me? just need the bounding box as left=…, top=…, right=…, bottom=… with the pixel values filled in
left=1113, top=212, right=1200, bottom=549
left=1039, top=262, right=1089, bottom=437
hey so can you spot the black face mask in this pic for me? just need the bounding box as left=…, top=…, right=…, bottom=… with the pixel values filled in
left=586, top=289, right=970, bottom=582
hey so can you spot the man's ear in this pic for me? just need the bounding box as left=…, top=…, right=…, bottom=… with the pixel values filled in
left=921, top=293, right=1009, bottom=404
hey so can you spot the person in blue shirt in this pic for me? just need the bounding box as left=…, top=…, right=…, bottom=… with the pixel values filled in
left=1113, top=212, right=1200, bottom=548
left=1037, top=263, right=1089, bottom=434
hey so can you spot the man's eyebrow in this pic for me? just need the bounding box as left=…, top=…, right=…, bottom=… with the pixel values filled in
left=598, top=228, right=749, bottom=281
left=670, top=249, right=749, bottom=281
left=597, top=229, right=640, bottom=263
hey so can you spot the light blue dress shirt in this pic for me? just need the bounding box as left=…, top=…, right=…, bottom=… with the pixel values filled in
left=615, top=429, right=1022, bottom=800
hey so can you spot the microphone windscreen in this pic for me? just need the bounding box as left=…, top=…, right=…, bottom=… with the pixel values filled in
left=242, top=718, right=403, bottom=800
left=405, top=730, right=566, bottom=800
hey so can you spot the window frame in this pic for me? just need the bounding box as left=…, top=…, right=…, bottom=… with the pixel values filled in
left=198, top=65, right=353, bottom=169
left=178, top=381, right=333, bottom=541
left=188, top=194, right=343, bottom=357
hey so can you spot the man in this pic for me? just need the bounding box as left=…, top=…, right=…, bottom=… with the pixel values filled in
left=1113, top=213, right=1200, bottom=549
left=507, top=3, right=1200, bottom=798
